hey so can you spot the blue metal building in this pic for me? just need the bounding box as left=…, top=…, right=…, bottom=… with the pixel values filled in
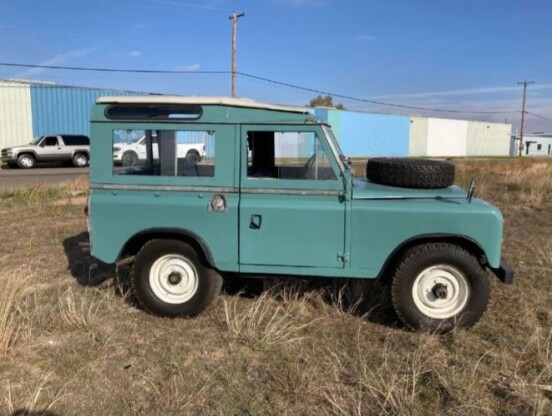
left=315, top=108, right=410, bottom=157
left=30, top=84, right=141, bottom=137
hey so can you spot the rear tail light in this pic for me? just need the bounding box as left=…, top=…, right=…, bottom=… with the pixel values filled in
left=84, top=205, right=89, bottom=216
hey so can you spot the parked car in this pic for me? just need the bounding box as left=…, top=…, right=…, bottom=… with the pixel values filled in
left=86, top=96, right=513, bottom=333
left=112, top=135, right=206, bottom=167
left=1, top=134, right=90, bottom=168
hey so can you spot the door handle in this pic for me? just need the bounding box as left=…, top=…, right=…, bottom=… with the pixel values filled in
left=249, top=214, right=262, bottom=230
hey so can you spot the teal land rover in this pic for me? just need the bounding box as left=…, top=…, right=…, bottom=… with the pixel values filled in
left=87, top=96, right=513, bottom=332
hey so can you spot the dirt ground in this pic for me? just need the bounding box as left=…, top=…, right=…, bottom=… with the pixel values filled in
left=0, top=159, right=550, bottom=415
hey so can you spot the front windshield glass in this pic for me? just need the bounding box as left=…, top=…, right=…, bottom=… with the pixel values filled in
left=322, top=125, right=346, bottom=172
left=30, top=136, right=43, bottom=145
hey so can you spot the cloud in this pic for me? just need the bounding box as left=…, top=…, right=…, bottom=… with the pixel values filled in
left=128, top=50, right=142, bottom=57
left=175, top=63, right=201, bottom=71
left=14, top=49, right=96, bottom=78
left=356, top=34, right=377, bottom=41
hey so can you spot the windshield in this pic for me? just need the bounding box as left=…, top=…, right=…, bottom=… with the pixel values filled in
left=30, top=136, right=43, bottom=145
left=322, top=125, right=347, bottom=172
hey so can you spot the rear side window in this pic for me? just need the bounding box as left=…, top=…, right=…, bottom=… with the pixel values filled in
left=105, top=104, right=202, bottom=120
left=63, top=135, right=90, bottom=146
left=112, top=129, right=214, bottom=177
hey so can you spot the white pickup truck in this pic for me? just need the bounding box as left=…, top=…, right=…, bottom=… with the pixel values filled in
left=113, top=136, right=206, bottom=166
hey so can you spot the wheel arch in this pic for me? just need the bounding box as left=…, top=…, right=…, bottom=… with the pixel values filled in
left=377, top=233, right=488, bottom=283
left=72, top=149, right=90, bottom=157
left=16, top=150, right=38, bottom=158
left=118, top=227, right=216, bottom=268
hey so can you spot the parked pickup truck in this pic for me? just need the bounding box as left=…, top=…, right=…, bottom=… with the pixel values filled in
left=1, top=134, right=90, bottom=168
left=87, top=96, right=514, bottom=333
left=113, top=135, right=206, bottom=167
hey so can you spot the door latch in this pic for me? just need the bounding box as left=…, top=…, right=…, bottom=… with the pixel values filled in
left=249, top=214, right=262, bottom=229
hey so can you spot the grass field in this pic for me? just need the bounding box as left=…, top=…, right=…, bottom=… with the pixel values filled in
left=0, top=159, right=551, bottom=415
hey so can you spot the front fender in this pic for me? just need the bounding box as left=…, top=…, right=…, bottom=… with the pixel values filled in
left=350, top=198, right=503, bottom=276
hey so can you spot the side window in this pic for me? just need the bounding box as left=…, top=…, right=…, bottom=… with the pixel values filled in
left=63, top=136, right=89, bottom=146
left=246, top=131, right=336, bottom=181
left=42, top=136, right=59, bottom=146
left=112, top=129, right=214, bottom=177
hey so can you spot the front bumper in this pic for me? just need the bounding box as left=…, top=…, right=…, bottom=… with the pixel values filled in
left=1, top=151, right=16, bottom=163
left=491, top=258, right=515, bottom=284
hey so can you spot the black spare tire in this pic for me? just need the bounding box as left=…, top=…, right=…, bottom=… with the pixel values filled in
left=366, top=158, right=455, bottom=189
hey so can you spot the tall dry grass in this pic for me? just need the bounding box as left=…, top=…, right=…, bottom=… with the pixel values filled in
left=0, top=268, right=30, bottom=357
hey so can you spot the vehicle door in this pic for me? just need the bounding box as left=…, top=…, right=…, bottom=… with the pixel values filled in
left=38, top=136, right=64, bottom=160
left=238, top=125, right=346, bottom=270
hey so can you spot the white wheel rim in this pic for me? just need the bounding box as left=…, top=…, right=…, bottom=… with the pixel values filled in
left=412, top=264, right=469, bottom=319
left=149, top=254, right=199, bottom=304
left=21, top=156, right=33, bottom=167
left=76, top=155, right=87, bottom=166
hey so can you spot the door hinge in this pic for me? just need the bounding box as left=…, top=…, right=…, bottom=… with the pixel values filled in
left=337, top=252, right=349, bottom=263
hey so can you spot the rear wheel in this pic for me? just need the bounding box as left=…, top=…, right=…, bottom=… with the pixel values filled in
left=186, top=150, right=200, bottom=166
left=122, top=151, right=139, bottom=167
left=131, top=239, right=222, bottom=317
left=17, top=154, right=35, bottom=169
left=390, top=243, right=489, bottom=332
left=72, top=152, right=88, bottom=167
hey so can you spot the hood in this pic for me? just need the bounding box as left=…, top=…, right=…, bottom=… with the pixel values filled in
left=352, top=177, right=468, bottom=200
left=2, top=144, right=36, bottom=151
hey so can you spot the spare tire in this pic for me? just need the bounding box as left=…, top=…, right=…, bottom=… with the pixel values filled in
left=366, top=158, right=455, bottom=189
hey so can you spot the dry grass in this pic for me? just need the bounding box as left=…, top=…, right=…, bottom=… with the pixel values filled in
left=0, top=158, right=550, bottom=415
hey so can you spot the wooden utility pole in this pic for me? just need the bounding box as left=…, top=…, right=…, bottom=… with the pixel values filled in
left=229, top=11, right=245, bottom=97
left=517, top=80, right=534, bottom=156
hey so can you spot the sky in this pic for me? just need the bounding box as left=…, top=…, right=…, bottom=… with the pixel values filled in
left=0, top=0, right=551, bottom=132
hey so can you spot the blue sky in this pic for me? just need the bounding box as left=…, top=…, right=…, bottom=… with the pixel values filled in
left=1, top=0, right=551, bottom=131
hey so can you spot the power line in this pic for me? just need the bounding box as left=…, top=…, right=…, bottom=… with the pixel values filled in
left=0, top=62, right=229, bottom=75
left=237, top=72, right=518, bottom=115
left=526, top=111, right=552, bottom=123
left=0, top=61, right=521, bottom=115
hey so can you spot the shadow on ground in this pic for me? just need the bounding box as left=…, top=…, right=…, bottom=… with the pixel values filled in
left=11, top=411, right=59, bottom=416
left=62, top=232, right=400, bottom=329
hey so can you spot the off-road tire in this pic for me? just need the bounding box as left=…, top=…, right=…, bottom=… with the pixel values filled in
left=17, top=153, right=35, bottom=169
left=131, top=239, right=222, bottom=317
left=122, top=151, right=139, bottom=167
left=72, top=152, right=88, bottom=167
left=186, top=150, right=200, bottom=166
left=366, top=158, right=455, bottom=189
left=390, top=243, right=489, bottom=333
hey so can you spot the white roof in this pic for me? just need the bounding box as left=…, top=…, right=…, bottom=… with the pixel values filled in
left=96, top=96, right=310, bottom=113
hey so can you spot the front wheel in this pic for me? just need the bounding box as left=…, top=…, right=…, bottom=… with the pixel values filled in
left=390, top=243, right=489, bottom=333
left=17, top=154, right=35, bottom=169
left=130, top=239, right=222, bottom=317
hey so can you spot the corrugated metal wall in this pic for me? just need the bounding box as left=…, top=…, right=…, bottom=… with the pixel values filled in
left=466, top=121, right=511, bottom=156
left=409, top=117, right=428, bottom=156
left=30, top=86, right=139, bottom=137
left=426, top=118, right=468, bottom=157
left=315, top=109, right=410, bottom=157
left=0, top=81, right=33, bottom=149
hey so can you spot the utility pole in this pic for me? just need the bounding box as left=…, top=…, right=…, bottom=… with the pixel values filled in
left=517, top=80, right=534, bottom=156
left=229, top=11, right=245, bottom=97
